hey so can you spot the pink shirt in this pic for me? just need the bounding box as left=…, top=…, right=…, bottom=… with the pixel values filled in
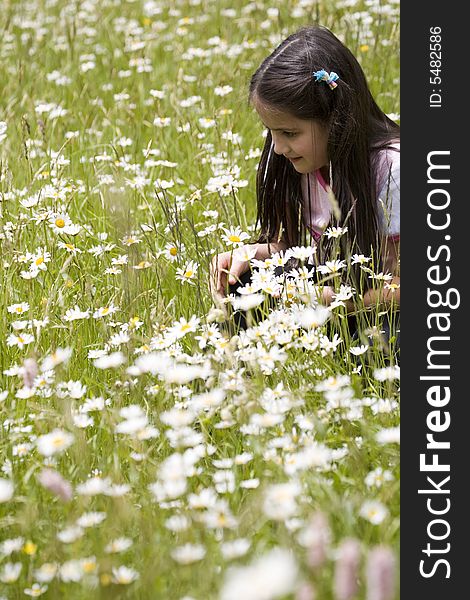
left=301, top=144, right=400, bottom=243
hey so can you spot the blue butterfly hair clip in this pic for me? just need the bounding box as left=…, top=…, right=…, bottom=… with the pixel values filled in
left=313, top=69, right=339, bottom=89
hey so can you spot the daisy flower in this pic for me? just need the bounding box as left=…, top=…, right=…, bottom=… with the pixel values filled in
left=317, top=259, right=347, bottom=275
left=0, top=478, right=14, bottom=502
left=33, top=562, right=58, bottom=583
left=376, top=426, right=400, bottom=444
left=63, top=306, right=90, bottom=322
left=365, top=467, right=394, bottom=488
left=111, top=254, right=128, bottom=266
left=171, top=543, right=206, bottom=565
left=121, top=234, right=141, bottom=246
left=93, top=303, right=119, bottom=318
left=384, top=281, right=400, bottom=292
left=285, top=245, right=315, bottom=262
left=41, top=347, right=72, bottom=371
left=214, top=85, right=233, bottom=96
left=133, top=260, right=152, bottom=270
left=20, top=268, right=40, bottom=280
left=263, top=482, right=300, bottom=521
left=220, top=548, right=298, bottom=600
left=76, top=511, right=107, bottom=528
left=48, top=213, right=72, bottom=234
left=57, top=241, right=82, bottom=254
left=198, top=117, right=216, bottom=129
left=30, top=248, right=51, bottom=271
left=373, top=365, right=400, bottom=381
left=175, top=260, right=199, bottom=285
left=168, top=316, right=201, bottom=340
left=221, top=539, right=251, bottom=560
left=6, top=333, right=35, bottom=349
left=7, top=302, right=30, bottom=315
left=324, top=226, right=348, bottom=239
left=149, top=89, right=165, bottom=99
left=351, top=253, right=372, bottom=265
left=36, top=429, right=74, bottom=457
left=93, top=352, right=126, bottom=369
left=163, top=241, right=185, bottom=262
left=112, top=565, right=139, bottom=584
left=0, top=562, right=22, bottom=583
left=105, top=538, right=133, bottom=554
left=349, top=344, right=369, bottom=356
left=359, top=500, right=389, bottom=525
left=108, top=331, right=130, bottom=346
left=230, top=293, right=265, bottom=311
left=221, top=226, right=250, bottom=247
left=232, top=244, right=257, bottom=262
left=368, top=271, right=394, bottom=282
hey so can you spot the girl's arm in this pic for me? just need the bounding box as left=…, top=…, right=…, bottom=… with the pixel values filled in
left=251, top=238, right=288, bottom=260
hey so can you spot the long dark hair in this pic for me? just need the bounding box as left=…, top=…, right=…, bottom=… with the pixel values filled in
left=249, top=25, right=399, bottom=273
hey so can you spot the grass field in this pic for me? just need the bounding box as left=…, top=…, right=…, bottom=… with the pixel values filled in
left=0, top=0, right=400, bottom=598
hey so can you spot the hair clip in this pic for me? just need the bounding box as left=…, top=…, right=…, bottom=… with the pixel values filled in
left=313, top=69, right=339, bottom=89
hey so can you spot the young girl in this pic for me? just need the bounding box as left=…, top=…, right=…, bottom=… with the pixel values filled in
left=211, top=25, right=399, bottom=337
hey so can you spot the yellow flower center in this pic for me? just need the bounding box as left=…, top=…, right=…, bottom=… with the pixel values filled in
left=184, top=270, right=193, bottom=278
left=228, top=235, right=241, bottom=243
left=82, top=560, right=97, bottom=573
left=29, top=587, right=43, bottom=597
left=23, top=541, right=37, bottom=555
left=16, top=307, right=23, bottom=313
left=100, top=573, right=112, bottom=586
left=217, top=514, right=229, bottom=526
left=55, top=218, right=65, bottom=228
left=35, top=256, right=44, bottom=265
left=102, top=307, right=109, bottom=314
left=169, top=247, right=178, bottom=256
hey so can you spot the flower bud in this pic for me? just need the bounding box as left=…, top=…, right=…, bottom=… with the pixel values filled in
left=333, top=538, right=361, bottom=600
left=296, top=581, right=316, bottom=600
left=37, top=468, right=73, bottom=502
left=365, top=545, right=396, bottom=600
left=22, top=357, right=38, bottom=389
left=306, top=511, right=331, bottom=569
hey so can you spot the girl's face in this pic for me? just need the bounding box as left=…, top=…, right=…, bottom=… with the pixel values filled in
left=254, top=102, right=329, bottom=174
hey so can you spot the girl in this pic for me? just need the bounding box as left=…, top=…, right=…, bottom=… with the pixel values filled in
left=211, top=25, right=399, bottom=337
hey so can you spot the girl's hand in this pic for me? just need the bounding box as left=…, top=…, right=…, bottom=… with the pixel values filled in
left=320, top=286, right=335, bottom=306
left=320, top=286, right=355, bottom=312
left=210, top=250, right=251, bottom=299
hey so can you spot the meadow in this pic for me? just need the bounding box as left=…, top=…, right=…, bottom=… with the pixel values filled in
left=0, top=0, right=400, bottom=598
